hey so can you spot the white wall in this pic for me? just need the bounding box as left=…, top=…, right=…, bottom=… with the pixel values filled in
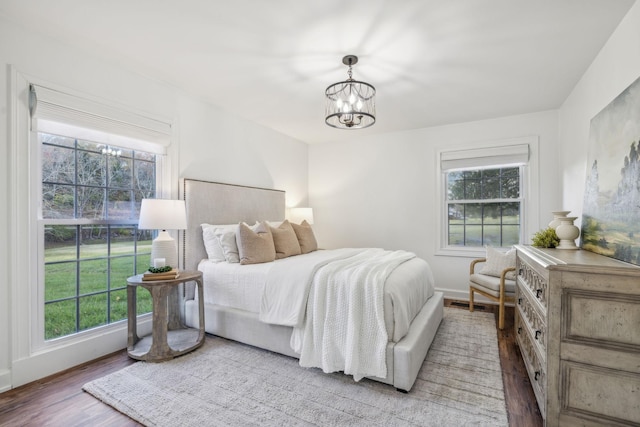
left=0, top=18, right=308, bottom=390
left=308, top=0, right=640, bottom=308
left=559, top=1, right=640, bottom=219
left=309, top=111, right=561, bottom=300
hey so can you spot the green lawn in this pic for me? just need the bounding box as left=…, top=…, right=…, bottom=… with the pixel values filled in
left=448, top=215, right=520, bottom=247
left=45, top=240, right=155, bottom=340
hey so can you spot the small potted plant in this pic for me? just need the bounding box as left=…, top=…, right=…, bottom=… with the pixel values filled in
left=532, top=227, right=560, bottom=248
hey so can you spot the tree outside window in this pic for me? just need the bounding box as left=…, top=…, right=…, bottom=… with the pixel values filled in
left=41, top=133, right=156, bottom=340
left=446, top=167, right=521, bottom=247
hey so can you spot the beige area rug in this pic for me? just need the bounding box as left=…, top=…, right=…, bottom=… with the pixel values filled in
left=83, top=308, right=508, bottom=426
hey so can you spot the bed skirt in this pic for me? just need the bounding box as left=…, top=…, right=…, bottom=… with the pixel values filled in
left=184, top=292, right=444, bottom=391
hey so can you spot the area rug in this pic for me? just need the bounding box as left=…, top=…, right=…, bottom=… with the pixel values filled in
left=83, top=308, right=507, bottom=426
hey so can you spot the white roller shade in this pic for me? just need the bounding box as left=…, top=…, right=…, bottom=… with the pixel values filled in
left=30, top=84, right=171, bottom=154
left=440, top=143, right=529, bottom=171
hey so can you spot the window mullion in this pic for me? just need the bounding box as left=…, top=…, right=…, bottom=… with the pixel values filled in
left=445, top=165, right=522, bottom=249
left=40, top=132, right=157, bottom=341
left=75, top=224, right=81, bottom=334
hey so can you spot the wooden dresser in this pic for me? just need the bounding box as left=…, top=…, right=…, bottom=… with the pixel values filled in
left=514, top=245, right=640, bottom=426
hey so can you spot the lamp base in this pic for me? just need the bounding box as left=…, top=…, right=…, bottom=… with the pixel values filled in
left=151, top=231, right=178, bottom=269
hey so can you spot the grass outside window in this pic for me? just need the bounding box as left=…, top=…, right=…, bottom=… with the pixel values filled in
left=44, top=239, right=153, bottom=340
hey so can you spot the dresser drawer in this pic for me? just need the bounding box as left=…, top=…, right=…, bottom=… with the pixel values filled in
left=516, top=282, right=546, bottom=357
left=516, top=313, right=547, bottom=418
left=517, top=256, right=548, bottom=310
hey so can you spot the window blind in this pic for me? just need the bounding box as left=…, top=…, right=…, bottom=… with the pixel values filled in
left=30, top=84, right=171, bottom=154
left=440, top=143, right=529, bottom=171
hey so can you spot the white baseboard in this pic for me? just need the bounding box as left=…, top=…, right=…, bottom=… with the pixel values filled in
left=0, top=369, right=12, bottom=393
left=10, top=317, right=152, bottom=389
left=436, top=287, right=470, bottom=301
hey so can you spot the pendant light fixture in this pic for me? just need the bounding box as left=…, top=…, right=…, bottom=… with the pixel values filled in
left=325, top=55, right=376, bottom=129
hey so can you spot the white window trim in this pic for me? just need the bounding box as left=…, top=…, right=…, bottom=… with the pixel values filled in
left=31, top=85, right=170, bottom=351
left=8, top=67, right=178, bottom=387
left=435, top=136, right=540, bottom=258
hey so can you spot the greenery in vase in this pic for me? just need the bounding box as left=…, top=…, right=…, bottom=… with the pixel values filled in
left=532, top=227, right=560, bottom=248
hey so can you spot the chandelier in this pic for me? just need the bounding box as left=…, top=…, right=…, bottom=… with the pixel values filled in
left=325, top=55, right=376, bottom=129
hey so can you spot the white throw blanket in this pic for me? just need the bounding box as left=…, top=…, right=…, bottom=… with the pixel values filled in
left=290, top=249, right=416, bottom=381
left=260, top=248, right=362, bottom=327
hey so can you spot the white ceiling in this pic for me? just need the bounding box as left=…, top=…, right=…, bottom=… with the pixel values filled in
left=0, top=0, right=635, bottom=144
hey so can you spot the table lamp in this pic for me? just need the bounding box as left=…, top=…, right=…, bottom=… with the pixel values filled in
left=138, top=199, right=187, bottom=269
left=288, top=207, right=314, bottom=225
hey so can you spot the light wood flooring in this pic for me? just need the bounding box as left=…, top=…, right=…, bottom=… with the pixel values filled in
left=0, top=300, right=543, bottom=426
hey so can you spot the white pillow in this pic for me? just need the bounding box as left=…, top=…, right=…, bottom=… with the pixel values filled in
left=201, top=224, right=225, bottom=262
left=201, top=223, right=239, bottom=263
left=216, top=230, right=240, bottom=263
left=479, top=246, right=516, bottom=280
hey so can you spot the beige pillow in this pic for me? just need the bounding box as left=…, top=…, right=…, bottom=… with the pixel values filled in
left=479, top=246, right=516, bottom=280
left=236, top=221, right=276, bottom=265
left=269, top=219, right=301, bottom=259
left=291, top=220, right=318, bottom=254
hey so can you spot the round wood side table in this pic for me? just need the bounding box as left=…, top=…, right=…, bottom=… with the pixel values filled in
left=126, top=270, right=205, bottom=362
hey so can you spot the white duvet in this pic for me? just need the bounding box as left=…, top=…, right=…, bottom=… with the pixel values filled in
left=198, top=248, right=435, bottom=381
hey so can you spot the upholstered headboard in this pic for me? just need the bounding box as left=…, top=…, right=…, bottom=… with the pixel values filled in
left=179, top=179, right=286, bottom=271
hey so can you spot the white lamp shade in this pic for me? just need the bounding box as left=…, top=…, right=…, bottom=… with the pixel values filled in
left=138, top=199, right=187, bottom=230
left=288, top=207, right=314, bottom=225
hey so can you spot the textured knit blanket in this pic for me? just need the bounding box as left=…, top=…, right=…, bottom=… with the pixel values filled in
left=290, top=248, right=415, bottom=381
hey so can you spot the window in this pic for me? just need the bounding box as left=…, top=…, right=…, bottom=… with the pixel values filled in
left=446, top=167, right=521, bottom=247
left=439, top=141, right=531, bottom=252
left=30, top=83, right=171, bottom=341
left=41, top=134, right=156, bottom=339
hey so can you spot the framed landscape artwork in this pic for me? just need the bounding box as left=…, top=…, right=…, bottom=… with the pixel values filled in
left=581, top=75, right=640, bottom=266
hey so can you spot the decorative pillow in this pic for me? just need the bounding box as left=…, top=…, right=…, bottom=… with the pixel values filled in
left=216, top=230, right=240, bottom=263
left=201, top=224, right=225, bottom=262
left=269, top=219, right=301, bottom=259
left=236, top=221, right=276, bottom=265
left=479, top=246, right=516, bottom=280
left=291, top=220, right=318, bottom=254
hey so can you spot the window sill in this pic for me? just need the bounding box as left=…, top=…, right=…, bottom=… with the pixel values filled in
left=435, top=247, right=488, bottom=258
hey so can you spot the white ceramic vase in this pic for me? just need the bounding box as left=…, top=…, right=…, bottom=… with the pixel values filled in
left=556, top=216, right=580, bottom=250
left=549, top=210, right=571, bottom=229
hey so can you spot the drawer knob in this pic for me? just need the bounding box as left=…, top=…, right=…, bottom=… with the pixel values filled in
left=534, top=371, right=541, bottom=381
left=535, top=330, right=542, bottom=340
left=518, top=268, right=523, bottom=276
left=517, top=327, right=522, bottom=335
left=518, top=298, right=522, bottom=305
left=535, top=289, right=543, bottom=299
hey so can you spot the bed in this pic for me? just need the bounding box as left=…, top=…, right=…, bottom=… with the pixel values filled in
left=179, top=178, right=444, bottom=392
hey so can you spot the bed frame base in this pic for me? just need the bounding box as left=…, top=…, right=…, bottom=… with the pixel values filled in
left=184, top=291, right=444, bottom=392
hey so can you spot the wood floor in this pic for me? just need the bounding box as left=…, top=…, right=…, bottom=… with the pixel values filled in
left=0, top=301, right=543, bottom=427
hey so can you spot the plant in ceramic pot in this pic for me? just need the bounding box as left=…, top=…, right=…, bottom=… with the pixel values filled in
left=532, top=227, right=560, bottom=248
